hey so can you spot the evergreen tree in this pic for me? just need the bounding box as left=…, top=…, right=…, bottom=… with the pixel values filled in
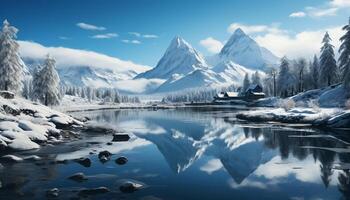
left=0, top=20, right=24, bottom=93
left=296, top=58, right=307, bottom=93
left=277, top=57, right=294, bottom=97
left=242, top=73, right=250, bottom=92
left=33, top=55, right=61, bottom=106
left=339, top=17, right=350, bottom=88
left=311, top=55, right=320, bottom=89
left=31, top=65, right=42, bottom=101
left=251, top=71, right=262, bottom=86
left=319, top=32, right=338, bottom=86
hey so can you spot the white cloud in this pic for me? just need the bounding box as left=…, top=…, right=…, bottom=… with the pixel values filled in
left=199, top=37, right=223, bottom=54
left=330, top=0, right=350, bottom=7
left=228, top=23, right=269, bottom=34
left=91, top=33, right=118, bottom=39
left=59, top=36, right=70, bottom=40
left=129, top=32, right=141, bottom=37
left=143, top=34, right=158, bottom=39
left=306, top=6, right=339, bottom=17
left=76, top=22, right=106, bottom=31
left=289, top=11, right=306, bottom=18
left=292, top=0, right=350, bottom=18
left=254, top=25, right=344, bottom=59
left=200, top=159, right=223, bottom=175
left=129, top=32, right=158, bottom=39
left=227, top=23, right=284, bottom=35
left=18, top=40, right=150, bottom=73
left=122, top=39, right=141, bottom=44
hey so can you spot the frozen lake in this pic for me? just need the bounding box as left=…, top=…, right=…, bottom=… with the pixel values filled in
left=0, top=108, right=349, bottom=200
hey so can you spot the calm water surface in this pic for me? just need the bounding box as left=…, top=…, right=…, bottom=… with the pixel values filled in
left=1, top=108, right=350, bottom=200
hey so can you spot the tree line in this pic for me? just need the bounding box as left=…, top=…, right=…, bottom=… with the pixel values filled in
left=264, top=18, right=350, bottom=98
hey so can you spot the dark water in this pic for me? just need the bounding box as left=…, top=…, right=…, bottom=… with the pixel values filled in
left=1, top=108, right=350, bottom=200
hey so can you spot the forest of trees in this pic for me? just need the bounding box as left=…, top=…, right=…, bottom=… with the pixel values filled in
left=0, top=20, right=140, bottom=106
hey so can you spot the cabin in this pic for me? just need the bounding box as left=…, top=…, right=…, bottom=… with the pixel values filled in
left=244, top=84, right=265, bottom=100
left=213, top=84, right=265, bottom=103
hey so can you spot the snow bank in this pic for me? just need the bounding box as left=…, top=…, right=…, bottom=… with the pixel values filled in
left=291, top=84, right=349, bottom=108
left=236, top=107, right=349, bottom=128
left=0, top=95, right=82, bottom=151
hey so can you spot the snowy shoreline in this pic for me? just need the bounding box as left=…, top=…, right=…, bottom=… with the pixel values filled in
left=236, top=107, right=350, bottom=129
left=0, top=92, right=87, bottom=152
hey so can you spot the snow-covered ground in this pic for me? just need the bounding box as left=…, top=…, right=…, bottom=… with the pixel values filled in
left=238, top=84, right=350, bottom=128
left=237, top=107, right=350, bottom=128
left=0, top=92, right=83, bottom=151
left=55, top=95, right=170, bottom=112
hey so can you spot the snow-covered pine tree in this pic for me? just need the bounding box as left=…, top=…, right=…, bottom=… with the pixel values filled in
left=242, top=73, right=250, bottom=92
left=22, top=78, right=32, bottom=99
left=320, top=32, right=338, bottom=86
left=33, top=55, right=61, bottom=106
left=311, top=55, right=320, bottom=89
left=339, top=17, right=350, bottom=88
left=0, top=20, right=25, bottom=93
left=277, top=57, right=294, bottom=97
left=31, top=65, right=42, bottom=101
left=251, top=71, right=262, bottom=86
left=296, top=58, right=307, bottom=93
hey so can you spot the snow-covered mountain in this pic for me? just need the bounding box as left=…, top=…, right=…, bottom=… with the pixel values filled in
left=155, top=69, right=225, bottom=93
left=19, top=29, right=278, bottom=94
left=218, top=28, right=279, bottom=70
left=135, top=36, right=208, bottom=80
left=19, top=41, right=157, bottom=93
left=212, top=60, right=256, bottom=84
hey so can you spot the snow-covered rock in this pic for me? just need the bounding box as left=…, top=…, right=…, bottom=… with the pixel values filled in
left=0, top=95, right=82, bottom=151
left=236, top=107, right=350, bottom=128
left=0, top=154, right=23, bottom=162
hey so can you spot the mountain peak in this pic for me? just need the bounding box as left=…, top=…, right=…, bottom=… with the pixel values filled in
left=135, top=36, right=207, bottom=80
left=169, top=36, right=191, bottom=50
left=233, top=28, right=246, bottom=37
left=219, top=28, right=279, bottom=70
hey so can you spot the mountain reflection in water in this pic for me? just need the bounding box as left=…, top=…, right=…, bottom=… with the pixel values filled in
left=1, top=108, right=350, bottom=200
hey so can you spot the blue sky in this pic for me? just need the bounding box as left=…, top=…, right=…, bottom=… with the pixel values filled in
left=0, top=0, right=349, bottom=66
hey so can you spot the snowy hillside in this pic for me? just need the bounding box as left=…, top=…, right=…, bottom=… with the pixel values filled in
left=212, top=60, right=256, bottom=85
left=58, top=66, right=137, bottom=87
left=135, top=36, right=208, bottom=80
left=218, top=28, right=279, bottom=70
left=155, top=69, right=225, bottom=93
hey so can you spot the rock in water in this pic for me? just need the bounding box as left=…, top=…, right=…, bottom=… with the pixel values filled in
left=112, top=134, right=130, bottom=142
left=46, top=188, right=59, bottom=198
left=75, top=157, right=91, bottom=167
left=119, top=181, right=143, bottom=193
left=0, top=91, right=15, bottom=99
left=68, top=172, right=88, bottom=182
left=98, top=150, right=112, bottom=163
left=78, top=187, right=110, bottom=196
left=0, top=155, right=23, bottom=163
left=115, top=156, right=128, bottom=165
left=24, top=155, right=41, bottom=161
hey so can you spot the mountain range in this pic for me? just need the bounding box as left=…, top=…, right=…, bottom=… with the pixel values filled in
left=20, top=28, right=279, bottom=94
